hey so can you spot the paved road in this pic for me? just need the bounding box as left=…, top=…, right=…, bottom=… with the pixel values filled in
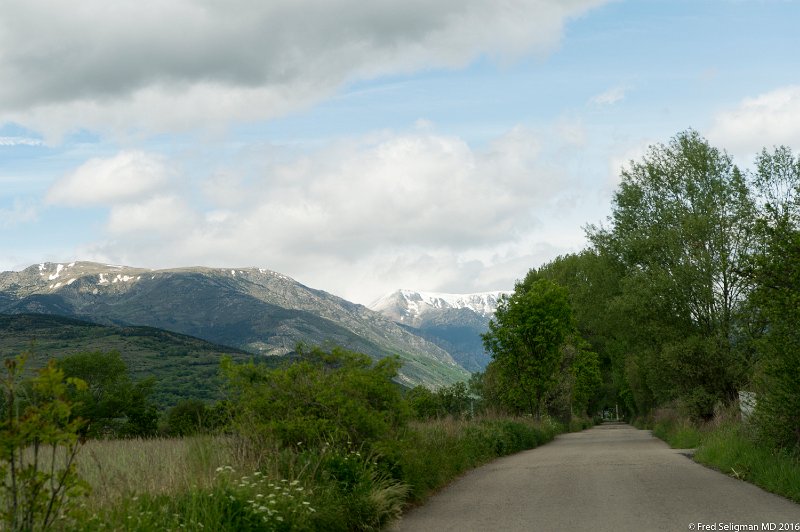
left=392, top=423, right=800, bottom=531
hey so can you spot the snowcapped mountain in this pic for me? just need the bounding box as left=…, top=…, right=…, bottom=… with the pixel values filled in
left=369, top=289, right=511, bottom=372
left=0, top=262, right=469, bottom=388
left=370, top=289, right=510, bottom=326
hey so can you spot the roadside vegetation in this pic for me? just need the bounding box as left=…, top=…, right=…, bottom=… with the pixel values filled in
left=637, top=406, right=800, bottom=504
left=534, top=131, right=800, bottom=503
left=1, top=347, right=594, bottom=530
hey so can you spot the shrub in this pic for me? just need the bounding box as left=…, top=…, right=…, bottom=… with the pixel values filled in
left=221, top=346, right=408, bottom=449
left=0, top=356, right=90, bottom=530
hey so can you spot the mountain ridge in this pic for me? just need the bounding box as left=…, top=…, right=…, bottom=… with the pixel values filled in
left=369, top=288, right=510, bottom=372
left=0, top=262, right=469, bottom=387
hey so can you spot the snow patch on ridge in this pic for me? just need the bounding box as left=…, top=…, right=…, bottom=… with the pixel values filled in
left=48, top=264, right=64, bottom=280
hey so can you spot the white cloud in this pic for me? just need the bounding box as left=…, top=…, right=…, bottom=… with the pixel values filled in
left=607, top=139, right=654, bottom=186
left=590, top=86, right=627, bottom=106
left=0, top=136, right=42, bottom=146
left=46, top=151, right=170, bottom=206
left=0, top=0, right=608, bottom=139
left=107, top=195, right=198, bottom=235
left=0, top=198, right=38, bottom=227
left=75, top=126, right=594, bottom=303
left=709, top=86, right=800, bottom=162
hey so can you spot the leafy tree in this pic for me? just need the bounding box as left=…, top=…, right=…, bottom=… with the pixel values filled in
left=164, top=399, right=213, bottom=436
left=571, top=342, right=602, bottom=417
left=406, top=386, right=441, bottom=420
left=57, top=351, right=158, bottom=438
left=437, top=381, right=471, bottom=418
left=482, top=279, right=573, bottom=417
left=525, top=251, right=627, bottom=416
left=1, top=356, right=90, bottom=530
left=222, top=346, right=408, bottom=448
left=747, top=146, right=800, bottom=451
left=467, top=366, right=506, bottom=414
left=588, top=130, right=756, bottom=418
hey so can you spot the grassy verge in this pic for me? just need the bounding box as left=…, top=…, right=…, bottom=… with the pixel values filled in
left=693, top=423, right=800, bottom=503
left=642, top=409, right=800, bottom=504
left=67, top=415, right=588, bottom=530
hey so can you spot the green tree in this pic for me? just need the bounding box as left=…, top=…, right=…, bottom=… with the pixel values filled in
left=164, top=399, right=213, bottom=436
left=406, top=386, right=441, bottom=420
left=525, top=251, right=628, bottom=416
left=588, top=130, right=756, bottom=417
left=58, top=351, right=158, bottom=438
left=1, top=356, right=90, bottom=530
left=437, top=381, right=471, bottom=419
left=222, top=346, right=408, bottom=448
left=482, top=279, right=573, bottom=417
left=747, top=146, right=800, bottom=451
left=571, top=342, right=602, bottom=417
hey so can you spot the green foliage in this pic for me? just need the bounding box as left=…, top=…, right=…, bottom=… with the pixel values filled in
left=406, top=386, right=441, bottom=420
left=374, top=416, right=561, bottom=502
left=694, top=422, right=800, bottom=504
left=163, top=399, right=226, bottom=437
left=747, top=146, right=800, bottom=452
left=57, top=351, right=158, bottom=438
left=483, top=279, right=573, bottom=417
left=0, top=314, right=254, bottom=409
left=0, top=355, right=90, bottom=530
left=571, top=343, right=602, bottom=417
left=526, top=251, right=627, bottom=416
left=588, top=130, right=756, bottom=418
left=649, top=408, right=703, bottom=449
left=407, top=381, right=473, bottom=420
left=222, top=346, right=408, bottom=448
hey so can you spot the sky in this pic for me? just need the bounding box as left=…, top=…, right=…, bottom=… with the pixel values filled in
left=2, top=0, right=800, bottom=305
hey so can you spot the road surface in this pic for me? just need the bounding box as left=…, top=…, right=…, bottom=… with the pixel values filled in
left=392, top=423, right=800, bottom=531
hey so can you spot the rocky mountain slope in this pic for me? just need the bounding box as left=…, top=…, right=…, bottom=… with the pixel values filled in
left=369, top=289, right=510, bottom=372
left=0, top=262, right=469, bottom=387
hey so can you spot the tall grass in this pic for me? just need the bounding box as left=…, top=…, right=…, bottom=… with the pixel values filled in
left=378, top=415, right=561, bottom=502
left=644, top=407, right=800, bottom=504
left=694, top=422, right=800, bottom=503
left=650, top=408, right=703, bottom=449
left=75, top=435, right=235, bottom=509
left=64, top=414, right=580, bottom=530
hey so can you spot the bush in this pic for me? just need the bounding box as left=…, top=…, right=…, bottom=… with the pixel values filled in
left=222, top=346, right=408, bottom=449
left=163, top=399, right=226, bottom=436
left=0, top=356, right=90, bottom=530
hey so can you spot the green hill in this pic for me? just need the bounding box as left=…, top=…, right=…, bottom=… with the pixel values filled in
left=0, top=313, right=257, bottom=408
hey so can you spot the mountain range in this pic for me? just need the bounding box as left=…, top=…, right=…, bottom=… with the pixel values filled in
left=0, top=262, right=470, bottom=388
left=369, top=289, right=509, bottom=372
